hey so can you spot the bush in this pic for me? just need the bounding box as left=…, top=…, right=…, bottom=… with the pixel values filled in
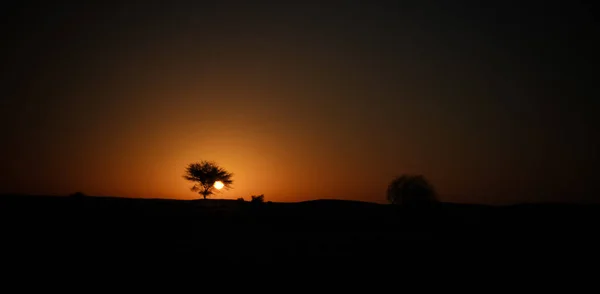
left=250, top=194, right=265, bottom=204
left=386, top=175, right=437, bottom=207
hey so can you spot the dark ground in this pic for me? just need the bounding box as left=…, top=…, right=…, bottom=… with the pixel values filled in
left=1, top=194, right=599, bottom=268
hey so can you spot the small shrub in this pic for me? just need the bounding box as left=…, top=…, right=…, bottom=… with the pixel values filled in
left=250, top=194, right=265, bottom=204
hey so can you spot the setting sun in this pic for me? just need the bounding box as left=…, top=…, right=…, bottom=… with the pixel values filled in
left=214, top=181, right=224, bottom=190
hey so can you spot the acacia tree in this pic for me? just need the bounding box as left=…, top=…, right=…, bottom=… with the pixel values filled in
left=183, top=161, right=233, bottom=199
left=386, top=174, right=438, bottom=206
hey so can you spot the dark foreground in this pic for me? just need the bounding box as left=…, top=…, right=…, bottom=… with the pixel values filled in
left=1, top=195, right=599, bottom=266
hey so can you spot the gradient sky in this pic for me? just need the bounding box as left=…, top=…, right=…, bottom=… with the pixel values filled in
left=1, top=0, right=598, bottom=204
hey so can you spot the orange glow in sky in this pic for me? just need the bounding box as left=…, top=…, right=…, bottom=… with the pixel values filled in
left=1, top=2, right=596, bottom=205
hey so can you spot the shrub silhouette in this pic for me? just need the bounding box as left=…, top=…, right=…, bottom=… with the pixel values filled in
left=386, top=175, right=438, bottom=207
left=237, top=197, right=245, bottom=202
left=183, top=161, right=233, bottom=199
left=251, top=194, right=265, bottom=204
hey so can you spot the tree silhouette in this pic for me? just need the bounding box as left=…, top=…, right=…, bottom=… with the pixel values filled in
left=386, top=175, right=438, bottom=206
left=183, top=161, right=233, bottom=199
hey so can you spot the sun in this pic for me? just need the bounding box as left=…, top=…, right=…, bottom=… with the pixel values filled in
left=213, top=181, right=224, bottom=190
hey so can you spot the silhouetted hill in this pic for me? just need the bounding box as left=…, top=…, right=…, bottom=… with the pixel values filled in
left=1, top=194, right=599, bottom=266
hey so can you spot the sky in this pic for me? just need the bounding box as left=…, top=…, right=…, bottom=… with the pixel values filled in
left=1, top=0, right=598, bottom=204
